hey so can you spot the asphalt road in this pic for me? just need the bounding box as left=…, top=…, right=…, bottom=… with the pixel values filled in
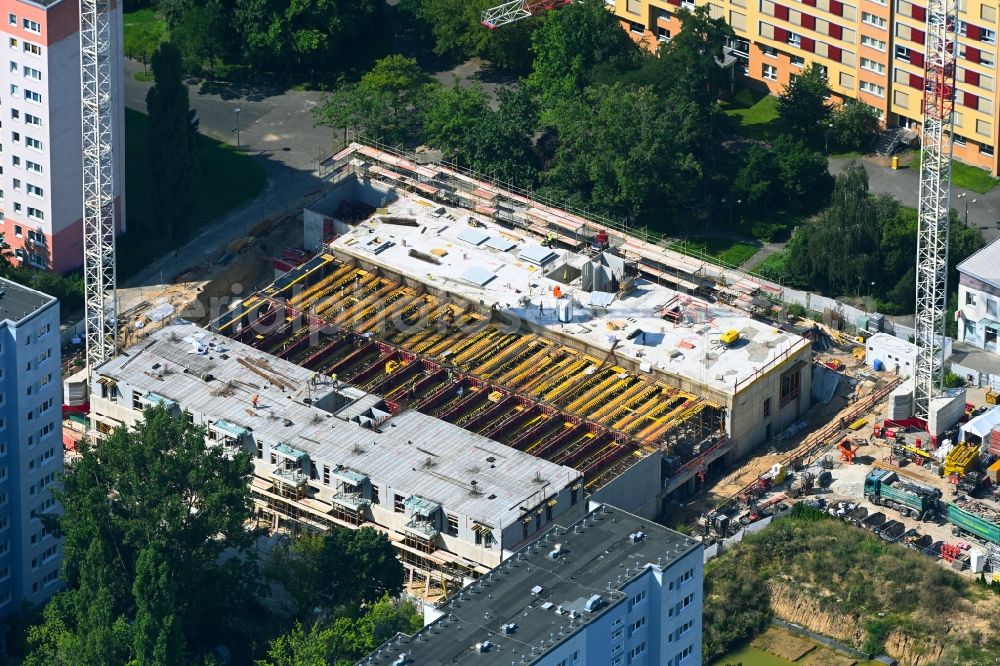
left=121, top=59, right=335, bottom=298
left=829, top=156, right=1000, bottom=241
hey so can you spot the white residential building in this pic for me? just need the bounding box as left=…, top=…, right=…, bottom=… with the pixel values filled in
left=957, top=238, right=1000, bottom=351
left=370, top=504, right=703, bottom=666
left=0, top=278, right=62, bottom=614
left=88, top=323, right=585, bottom=599
left=1, top=0, right=125, bottom=272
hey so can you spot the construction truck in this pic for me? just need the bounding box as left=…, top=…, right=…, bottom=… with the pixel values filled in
left=946, top=503, right=1000, bottom=546
left=864, top=469, right=941, bottom=520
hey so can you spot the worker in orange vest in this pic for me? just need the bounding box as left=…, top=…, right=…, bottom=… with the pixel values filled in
left=251, top=394, right=260, bottom=409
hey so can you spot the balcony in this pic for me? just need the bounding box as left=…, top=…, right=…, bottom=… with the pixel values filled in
left=404, top=517, right=438, bottom=539
left=332, top=490, right=371, bottom=511
left=271, top=465, right=308, bottom=488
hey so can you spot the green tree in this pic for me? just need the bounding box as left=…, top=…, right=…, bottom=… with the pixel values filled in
left=316, top=55, right=434, bottom=146
left=123, top=12, right=167, bottom=76
left=527, top=0, right=639, bottom=118
left=25, top=406, right=256, bottom=664
left=829, top=99, right=881, bottom=152
left=422, top=84, right=538, bottom=184
left=732, top=144, right=780, bottom=222
left=233, top=0, right=382, bottom=72
left=653, top=6, right=734, bottom=108
left=172, top=0, right=233, bottom=74
left=776, top=63, right=831, bottom=145
left=146, top=42, right=200, bottom=244
left=258, top=596, right=422, bottom=666
left=541, top=83, right=705, bottom=221
left=266, top=528, right=404, bottom=622
left=770, top=134, right=832, bottom=207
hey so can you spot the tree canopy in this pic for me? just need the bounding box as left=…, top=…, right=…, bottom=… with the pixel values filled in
left=146, top=42, right=200, bottom=244
left=776, top=63, right=831, bottom=145
left=25, top=406, right=257, bottom=664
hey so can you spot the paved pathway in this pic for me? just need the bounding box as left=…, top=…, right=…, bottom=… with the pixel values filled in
left=829, top=155, right=1000, bottom=241
left=120, top=59, right=334, bottom=304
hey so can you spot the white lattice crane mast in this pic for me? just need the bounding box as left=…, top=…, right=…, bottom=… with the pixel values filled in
left=481, top=0, right=572, bottom=29
left=913, top=0, right=957, bottom=418
left=79, top=0, right=117, bottom=371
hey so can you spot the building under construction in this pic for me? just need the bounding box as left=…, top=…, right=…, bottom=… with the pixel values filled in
left=215, top=143, right=812, bottom=519
left=88, top=323, right=585, bottom=599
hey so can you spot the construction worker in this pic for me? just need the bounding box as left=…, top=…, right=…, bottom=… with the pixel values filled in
left=251, top=394, right=260, bottom=409
left=553, top=285, right=562, bottom=299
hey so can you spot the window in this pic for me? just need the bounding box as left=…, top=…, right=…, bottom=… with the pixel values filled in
left=8, top=84, right=17, bottom=97
left=6, top=14, right=14, bottom=26
left=628, top=616, right=647, bottom=636
left=968, top=290, right=980, bottom=307
left=12, top=177, right=19, bottom=190
left=10, top=132, right=19, bottom=145
left=763, top=63, right=778, bottom=80
left=790, top=55, right=805, bottom=67
left=13, top=225, right=21, bottom=238
left=22, top=19, right=39, bottom=33
left=860, top=81, right=886, bottom=96
left=984, top=28, right=997, bottom=44
left=25, top=136, right=40, bottom=150
left=13, top=203, right=22, bottom=214
left=981, top=142, right=995, bottom=156
left=26, top=183, right=41, bottom=197
left=393, top=493, right=405, bottom=513
left=779, top=367, right=802, bottom=406
left=23, top=66, right=40, bottom=80
left=863, top=12, right=886, bottom=28
left=11, top=156, right=18, bottom=167
left=447, top=513, right=459, bottom=536
left=27, top=207, right=42, bottom=220
left=862, top=57, right=886, bottom=74
left=24, top=113, right=40, bottom=126
left=628, top=642, right=646, bottom=661
left=763, top=397, right=771, bottom=417
left=25, top=160, right=40, bottom=174
left=8, top=38, right=17, bottom=50
left=787, top=32, right=801, bottom=47
left=862, top=35, right=887, bottom=51
left=628, top=20, right=643, bottom=34
left=761, top=45, right=776, bottom=57
left=895, top=45, right=911, bottom=62
left=23, top=89, right=40, bottom=103
left=9, top=109, right=17, bottom=120
left=23, top=42, right=40, bottom=56
left=954, top=134, right=967, bottom=146
left=8, top=61, right=14, bottom=73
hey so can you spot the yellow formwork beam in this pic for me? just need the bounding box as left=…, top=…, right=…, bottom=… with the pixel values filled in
left=471, top=336, right=538, bottom=377
left=438, top=328, right=493, bottom=363
left=607, top=387, right=662, bottom=431
left=300, top=267, right=367, bottom=311
left=540, top=358, right=601, bottom=403
left=496, top=347, right=559, bottom=386
left=311, top=272, right=378, bottom=316
left=520, top=355, right=581, bottom=394
left=566, top=376, right=632, bottom=416
left=452, top=331, right=514, bottom=366
left=355, top=289, right=417, bottom=334
left=588, top=380, right=651, bottom=421
left=349, top=286, right=413, bottom=329
left=421, top=315, right=483, bottom=355
left=330, top=279, right=397, bottom=324
left=558, top=367, right=623, bottom=412
left=288, top=262, right=352, bottom=308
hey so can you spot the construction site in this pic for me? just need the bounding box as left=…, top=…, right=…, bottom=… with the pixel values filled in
left=213, top=142, right=814, bottom=520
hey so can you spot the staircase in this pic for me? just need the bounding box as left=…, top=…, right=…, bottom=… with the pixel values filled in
left=871, top=126, right=915, bottom=156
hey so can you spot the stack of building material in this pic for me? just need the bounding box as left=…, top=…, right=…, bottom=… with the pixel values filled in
left=928, top=388, right=967, bottom=437
left=989, top=428, right=1000, bottom=457
left=887, top=380, right=914, bottom=420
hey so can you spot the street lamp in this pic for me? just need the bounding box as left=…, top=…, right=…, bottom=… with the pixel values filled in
left=233, top=107, right=242, bottom=151
left=957, top=192, right=976, bottom=226
left=824, top=122, right=833, bottom=154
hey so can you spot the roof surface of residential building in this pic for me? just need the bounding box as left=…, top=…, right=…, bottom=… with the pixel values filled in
left=958, top=237, right=1000, bottom=289
left=95, top=323, right=581, bottom=529
left=0, top=278, right=56, bottom=324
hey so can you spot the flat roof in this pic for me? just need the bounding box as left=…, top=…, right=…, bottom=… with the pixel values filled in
left=958, top=237, right=1000, bottom=289
left=328, top=197, right=806, bottom=394
left=369, top=505, right=699, bottom=665
left=94, top=323, right=581, bottom=528
left=0, top=278, right=55, bottom=324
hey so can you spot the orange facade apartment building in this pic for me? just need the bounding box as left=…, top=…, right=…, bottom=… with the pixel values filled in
left=609, top=0, right=1000, bottom=174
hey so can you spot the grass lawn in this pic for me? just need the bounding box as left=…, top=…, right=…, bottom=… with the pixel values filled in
left=670, top=237, right=760, bottom=267
left=911, top=152, right=1000, bottom=193
left=722, top=88, right=782, bottom=142
left=121, top=107, right=265, bottom=278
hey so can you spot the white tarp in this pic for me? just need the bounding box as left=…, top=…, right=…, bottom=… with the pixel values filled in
left=960, top=404, right=1000, bottom=443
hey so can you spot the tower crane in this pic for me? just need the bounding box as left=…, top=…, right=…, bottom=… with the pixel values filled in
left=912, top=0, right=957, bottom=418
left=79, top=0, right=118, bottom=372
left=481, top=0, right=571, bottom=29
